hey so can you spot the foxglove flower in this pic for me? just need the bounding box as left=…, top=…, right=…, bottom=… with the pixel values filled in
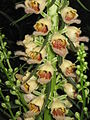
left=21, top=75, right=38, bottom=93
left=61, top=7, right=81, bottom=24
left=33, top=17, right=51, bottom=36
left=24, top=95, right=44, bottom=117
left=66, top=26, right=89, bottom=47
left=51, top=33, right=68, bottom=57
left=16, top=0, right=46, bottom=14
left=60, top=59, right=76, bottom=77
left=15, top=35, right=47, bottom=64
left=37, top=62, right=54, bottom=84
left=51, top=99, right=66, bottom=120
left=64, top=83, right=77, bottom=99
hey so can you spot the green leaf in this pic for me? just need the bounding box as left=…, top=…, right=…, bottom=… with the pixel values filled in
left=57, top=56, right=63, bottom=66
left=47, top=0, right=56, bottom=8
left=77, top=0, right=90, bottom=12
left=11, top=13, right=32, bottom=25
left=44, top=108, right=53, bottom=120
left=65, top=35, right=77, bottom=52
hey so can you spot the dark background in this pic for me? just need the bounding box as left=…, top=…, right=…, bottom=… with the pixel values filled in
left=0, top=0, right=90, bottom=119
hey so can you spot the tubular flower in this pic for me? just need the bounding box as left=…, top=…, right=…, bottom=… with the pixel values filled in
left=61, top=7, right=81, bottom=24
left=64, top=83, right=77, bottom=99
left=66, top=26, right=89, bottom=47
left=51, top=99, right=66, bottom=120
left=15, top=35, right=47, bottom=64
left=60, top=59, right=76, bottom=77
left=37, top=62, right=54, bottom=84
left=15, top=0, right=46, bottom=14
left=33, top=17, right=51, bottom=36
left=24, top=95, right=44, bottom=117
left=21, top=75, right=38, bottom=93
left=51, top=33, right=68, bottom=57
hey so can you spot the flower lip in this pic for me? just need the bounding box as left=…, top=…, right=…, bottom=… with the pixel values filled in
left=34, top=22, right=48, bottom=35
left=33, top=17, right=51, bottom=36
left=28, top=0, right=40, bottom=12
left=28, top=51, right=42, bottom=61
left=51, top=33, right=68, bottom=57
left=51, top=99, right=66, bottom=120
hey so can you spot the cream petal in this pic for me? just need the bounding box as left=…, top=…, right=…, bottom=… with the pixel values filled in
left=15, top=51, right=27, bottom=56
left=78, top=36, right=89, bottom=42
left=38, top=78, right=51, bottom=84
left=15, top=4, right=25, bottom=9
left=24, top=93, right=36, bottom=103
left=64, top=83, right=76, bottom=99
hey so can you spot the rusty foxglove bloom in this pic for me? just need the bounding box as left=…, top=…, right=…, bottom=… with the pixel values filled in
left=16, top=0, right=46, bottom=14
left=33, top=17, right=51, bottom=36
left=64, top=83, right=77, bottom=99
left=15, top=35, right=47, bottom=64
left=37, top=62, right=54, bottom=84
left=24, top=95, right=44, bottom=117
left=21, top=75, right=38, bottom=93
left=51, top=99, right=66, bottom=120
left=51, top=33, right=68, bottom=57
left=24, top=93, right=36, bottom=103
left=66, top=26, right=89, bottom=47
left=61, top=7, right=81, bottom=24
left=60, top=59, right=76, bottom=77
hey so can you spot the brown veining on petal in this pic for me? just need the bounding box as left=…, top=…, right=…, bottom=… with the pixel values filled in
left=52, top=39, right=67, bottom=50
left=29, top=103, right=40, bottom=114
left=52, top=108, right=66, bottom=116
left=65, top=11, right=76, bottom=21
left=28, top=0, right=40, bottom=12
left=28, top=51, right=42, bottom=61
left=65, top=65, right=75, bottom=76
left=34, top=23, right=48, bottom=33
left=37, top=70, right=52, bottom=80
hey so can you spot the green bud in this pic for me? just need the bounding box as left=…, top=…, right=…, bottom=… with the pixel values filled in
left=83, top=75, right=87, bottom=80
left=2, top=34, right=5, bottom=38
left=14, top=67, right=18, bottom=72
left=77, top=94, right=82, bottom=101
left=84, top=62, right=88, bottom=66
left=8, top=51, right=11, bottom=55
left=81, top=58, right=85, bottom=62
left=4, top=42, right=7, bottom=47
left=83, top=53, right=87, bottom=57
left=10, top=90, right=17, bottom=95
left=1, top=103, right=7, bottom=109
left=76, top=70, right=80, bottom=75
left=76, top=84, right=81, bottom=89
left=75, top=112, right=80, bottom=120
left=84, top=107, right=88, bottom=112
left=85, top=89, right=89, bottom=97
left=16, top=80, right=20, bottom=86
left=9, top=68, right=13, bottom=73
left=80, top=73, right=84, bottom=78
left=13, top=86, right=16, bottom=90
left=15, top=99, right=21, bottom=105
left=15, top=111, right=21, bottom=117
left=5, top=81, right=11, bottom=86
left=85, top=82, right=90, bottom=86
left=77, top=57, right=80, bottom=61
left=77, top=65, right=80, bottom=69
left=6, top=95, right=10, bottom=102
